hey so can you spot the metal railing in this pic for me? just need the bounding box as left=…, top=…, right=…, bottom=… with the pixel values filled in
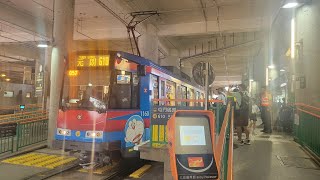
left=0, top=124, right=15, bottom=154
left=0, top=110, right=48, bottom=124
left=215, top=103, right=233, bottom=180
left=0, top=104, right=42, bottom=113
left=0, top=113, right=48, bottom=155
left=16, top=119, right=48, bottom=151
left=295, top=103, right=320, bottom=157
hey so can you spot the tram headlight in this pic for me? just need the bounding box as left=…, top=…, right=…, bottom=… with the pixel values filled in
left=85, top=131, right=103, bottom=138
left=57, top=128, right=71, bottom=136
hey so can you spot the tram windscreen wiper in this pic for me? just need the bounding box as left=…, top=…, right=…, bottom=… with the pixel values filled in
left=77, top=97, right=107, bottom=113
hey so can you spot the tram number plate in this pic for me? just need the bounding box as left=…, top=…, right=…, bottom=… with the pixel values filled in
left=141, top=111, right=150, bottom=117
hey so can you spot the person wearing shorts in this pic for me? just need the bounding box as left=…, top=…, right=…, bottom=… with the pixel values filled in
left=232, top=85, right=250, bottom=145
left=249, top=100, right=260, bottom=135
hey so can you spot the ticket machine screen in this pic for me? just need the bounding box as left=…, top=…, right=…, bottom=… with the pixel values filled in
left=180, top=126, right=206, bottom=146
left=175, top=115, right=213, bottom=154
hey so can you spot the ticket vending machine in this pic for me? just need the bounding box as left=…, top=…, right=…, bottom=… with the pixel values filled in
left=167, top=110, right=218, bottom=180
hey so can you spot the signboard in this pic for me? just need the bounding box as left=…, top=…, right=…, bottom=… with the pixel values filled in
left=76, top=55, right=110, bottom=67
left=151, top=106, right=204, bottom=125
left=68, top=70, right=79, bottom=77
left=19, top=105, right=25, bottom=111
left=117, top=75, right=131, bottom=84
left=35, top=72, right=44, bottom=97
left=295, top=76, right=306, bottom=89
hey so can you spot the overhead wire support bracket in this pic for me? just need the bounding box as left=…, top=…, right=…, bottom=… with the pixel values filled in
left=127, top=11, right=160, bottom=56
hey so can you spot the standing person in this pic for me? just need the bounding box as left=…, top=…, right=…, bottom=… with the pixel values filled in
left=16, top=90, right=23, bottom=105
left=260, top=86, right=272, bottom=133
left=249, top=98, right=260, bottom=135
left=216, top=87, right=227, bottom=105
left=232, top=84, right=250, bottom=145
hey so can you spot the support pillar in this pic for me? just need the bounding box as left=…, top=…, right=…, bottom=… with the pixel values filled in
left=138, top=24, right=159, bottom=63
left=48, top=0, right=75, bottom=148
left=42, top=47, right=52, bottom=110
left=160, top=49, right=180, bottom=67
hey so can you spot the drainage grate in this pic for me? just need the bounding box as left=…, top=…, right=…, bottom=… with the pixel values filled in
left=276, top=156, right=320, bottom=170
left=258, top=135, right=270, bottom=138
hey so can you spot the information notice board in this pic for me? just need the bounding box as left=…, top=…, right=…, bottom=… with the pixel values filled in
left=152, top=106, right=204, bottom=125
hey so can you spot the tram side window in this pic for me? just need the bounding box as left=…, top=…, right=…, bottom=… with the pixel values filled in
left=109, top=70, right=139, bottom=109
left=160, top=80, right=165, bottom=106
left=151, top=75, right=159, bottom=105
left=196, top=91, right=200, bottom=107
left=200, top=92, right=204, bottom=107
left=165, top=80, right=176, bottom=106
left=181, top=86, right=187, bottom=106
left=176, top=85, right=182, bottom=106
left=132, top=73, right=139, bottom=109
left=188, top=88, right=195, bottom=107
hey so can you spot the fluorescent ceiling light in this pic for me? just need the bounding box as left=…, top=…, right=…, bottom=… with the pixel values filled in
left=282, top=2, right=298, bottom=8
left=1, top=74, right=6, bottom=77
left=281, top=83, right=287, bottom=87
left=250, top=79, right=254, bottom=82
left=5, top=78, right=10, bottom=81
left=37, top=43, right=48, bottom=48
left=280, top=69, right=286, bottom=72
left=268, top=65, right=275, bottom=69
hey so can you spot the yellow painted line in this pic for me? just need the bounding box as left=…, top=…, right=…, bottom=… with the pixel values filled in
left=2, top=153, right=38, bottom=163
left=10, top=153, right=47, bottom=165
left=129, top=164, right=152, bottom=178
left=34, top=156, right=66, bottom=168
left=23, top=155, right=58, bottom=166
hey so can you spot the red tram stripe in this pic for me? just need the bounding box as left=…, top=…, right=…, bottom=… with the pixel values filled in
left=105, top=119, right=150, bottom=132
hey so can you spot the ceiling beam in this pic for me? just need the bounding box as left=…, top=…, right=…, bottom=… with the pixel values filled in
left=0, top=43, right=41, bottom=60
left=158, top=18, right=262, bottom=37
left=0, top=2, right=52, bottom=39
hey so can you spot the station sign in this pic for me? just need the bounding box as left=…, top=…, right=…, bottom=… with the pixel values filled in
left=76, top=55, right=110, bottom=67
left=151, top=106, right=204, bottom=125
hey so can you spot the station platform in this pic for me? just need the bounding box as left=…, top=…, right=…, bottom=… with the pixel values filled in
left=136, top=119, right=320, bottom=180
left=1, top=122, right=319, bottom=180
left=0, top=132, right=319, bottom=180
left=234, top=129, right=320, bottom=180
left=0, top=148, right=120, bottom=180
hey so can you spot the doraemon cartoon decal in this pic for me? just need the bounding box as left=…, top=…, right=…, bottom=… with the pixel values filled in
left=124, top=115, right=145, bottom=147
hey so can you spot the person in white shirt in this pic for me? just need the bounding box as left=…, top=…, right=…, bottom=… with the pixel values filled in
left=216, top=87, right=227, bottom=105
left=249, top=98, right=260, bottom=135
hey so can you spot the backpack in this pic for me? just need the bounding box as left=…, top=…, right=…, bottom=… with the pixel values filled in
left=239, top=92, right=249, bottom=113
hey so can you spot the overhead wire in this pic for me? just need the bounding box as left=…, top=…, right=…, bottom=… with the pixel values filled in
left=200, top=0, right=208, bottom=32
left=212, top=0, right=230, bottom=86
left=94, top=0, right=128, bottom=26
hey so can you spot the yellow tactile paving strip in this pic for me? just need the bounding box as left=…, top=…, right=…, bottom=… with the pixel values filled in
left=78, top=162, right=119, bottom=174
left=1, top=152, right=77, bottom=169
left=129, top=164, right=152, bottom=178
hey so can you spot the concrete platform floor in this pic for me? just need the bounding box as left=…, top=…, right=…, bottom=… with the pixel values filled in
left=234, top=127, right=320, bottom=180
left=1, top=123, right=320, bottom=180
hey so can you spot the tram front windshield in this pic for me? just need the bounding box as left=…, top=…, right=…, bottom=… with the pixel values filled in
left=61, top=68, right=111, bottom=112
